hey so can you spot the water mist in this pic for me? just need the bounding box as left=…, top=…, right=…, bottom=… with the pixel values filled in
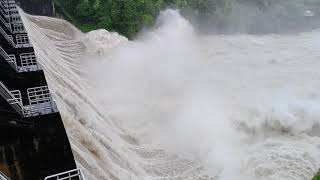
left=21, top=8, right=320, bottom=180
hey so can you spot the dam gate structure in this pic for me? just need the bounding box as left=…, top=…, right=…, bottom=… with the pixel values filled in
left=0, top=0, right=84, bottom=179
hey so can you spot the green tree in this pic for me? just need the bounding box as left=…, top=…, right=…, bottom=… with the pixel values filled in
left=313, top=171, right=320, bottom=180
left=54, top=0, right=252, bottom=38
left=108, top=0, right=163, bottom=38
left=76, top=0, right=95, bottom=22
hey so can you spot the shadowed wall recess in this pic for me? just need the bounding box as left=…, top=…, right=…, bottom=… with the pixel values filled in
left=15, top=0, right=54, bottom=16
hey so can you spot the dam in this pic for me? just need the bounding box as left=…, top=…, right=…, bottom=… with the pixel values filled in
left=0, top=0, right=84, bottom=179
left=0, top=0, right=317, bottom=179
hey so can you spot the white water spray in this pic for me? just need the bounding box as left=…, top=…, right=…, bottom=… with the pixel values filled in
left=20, top=9, right=320, bottom=180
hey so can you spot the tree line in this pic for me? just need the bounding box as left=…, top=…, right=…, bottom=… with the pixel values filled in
left=54, top=0, right=244, bottom=38
left=54, top=0, right=319, bottom=39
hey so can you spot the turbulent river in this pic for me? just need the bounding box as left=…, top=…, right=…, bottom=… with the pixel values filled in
left=19, top=9, right=320, bottom=180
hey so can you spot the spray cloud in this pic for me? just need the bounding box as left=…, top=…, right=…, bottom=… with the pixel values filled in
left=80, top=9, right=320, bottom=180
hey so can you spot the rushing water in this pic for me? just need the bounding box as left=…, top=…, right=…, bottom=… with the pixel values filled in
left=20, top=9, right=320, bottom=180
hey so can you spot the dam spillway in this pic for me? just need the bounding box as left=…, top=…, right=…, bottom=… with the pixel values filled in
left=0, top=2, right=317, bottom=180
left=0, top=0, right=83, bottom=179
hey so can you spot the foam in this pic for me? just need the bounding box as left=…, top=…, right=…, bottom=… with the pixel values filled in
left=20, top=9, right=320, bottom=180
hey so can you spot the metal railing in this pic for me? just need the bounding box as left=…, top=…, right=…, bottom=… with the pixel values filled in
left=8, top=0, right=16, bottom=4
left=0, top=26, right=31, bottom=47
left=0, top=1, right=8, bottom=8
left=0, top=2, right=9, bottom=19
left=24, top=86, right=58, bottom=117
left=8, top=9, right=18, bottom=16
left=0, top=0, right=19, bottom=23
left=1, top=0, right=15, bottom=5
left=1, top=4, right=16, bottom=14
left=0, top=45, right=40, bottom=72
left=0, top=13, right=11, bottom=31
left=7, top=7, right=18, bottom=16
left=0, top=0, right=25, bottom=34
left=16, top=34, right=29, bottom=46
left=18, top=52, right=41, bottom=71
left=7, top=89, right=23, bottom=112
left=0, top=45, right=17, bottom=70
left=0, top=0, right=15, bottom=7
left=0, top=26, right=15, bottom=46
left=0, top=81, right=24, bottom=115
left=0, top=8, right=26, bottom=34
left=0, top=9, right=9, bottom=23
left=12, top=23, right=25, bottom=33
left=1, top=168, right=86, bottom=180
left=7, top=54, right=16, bottom=68
left=44, top=169, right=86, bottom=180
left=7, top=5, right=16, bottom=11
left=9, top=14, right=21, bottom=23
left=0, top=1, right=8, bottom=12
left=28, top=86, right=52, bottom=106
left=8, top=4, right=17, bottom=10
left=0, top=171, right=10, bottom=180
left=0, top=81, right=58, bottom=117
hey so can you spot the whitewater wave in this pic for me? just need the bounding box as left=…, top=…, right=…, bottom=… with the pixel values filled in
left=20, top=9, right=320, bottom=180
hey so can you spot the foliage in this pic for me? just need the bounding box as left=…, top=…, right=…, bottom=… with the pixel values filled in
left=54, top=0, right=320, bottom=38
left=54, top=0, right=165, bottom=38
left=54, top=0, right=237, bottom=38
left=313, top=171, right=320, bottom=180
